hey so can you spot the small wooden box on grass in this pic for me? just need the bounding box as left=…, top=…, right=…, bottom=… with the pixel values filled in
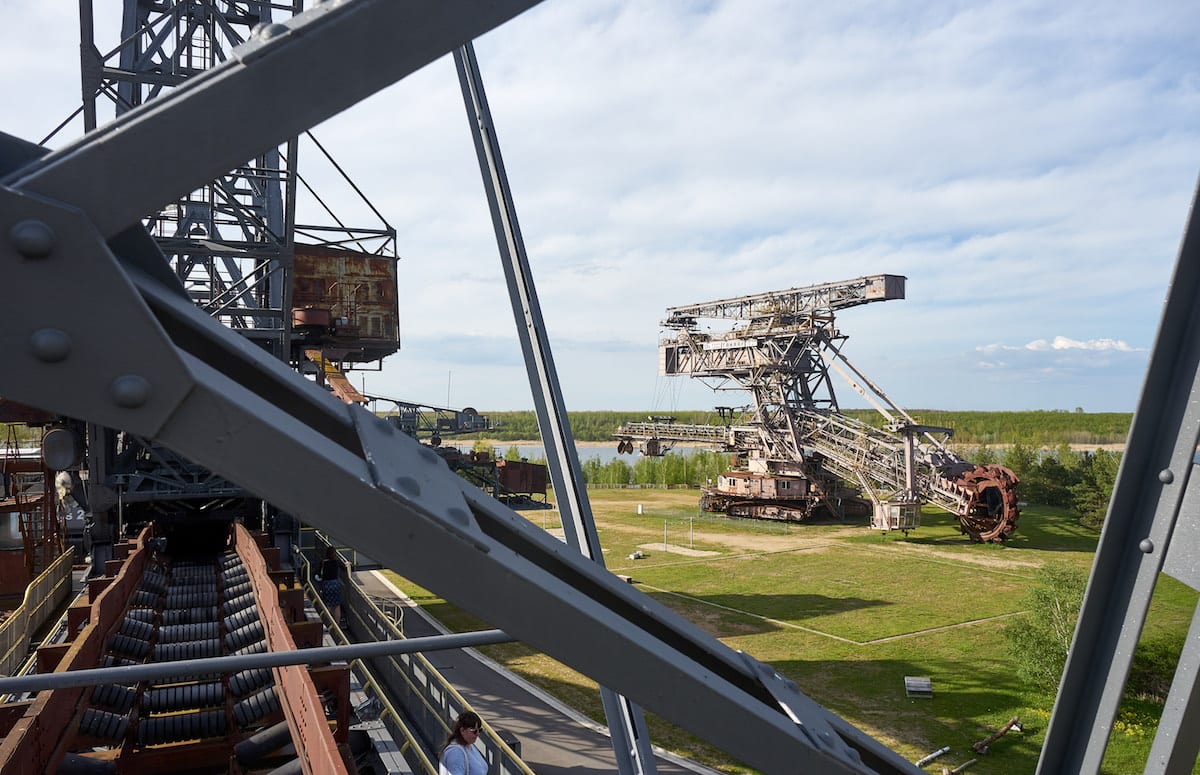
left=904, top=676, right=933, bottom=698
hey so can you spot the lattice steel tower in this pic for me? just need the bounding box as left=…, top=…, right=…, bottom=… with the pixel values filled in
left=72, top=0, right=398, bottom=567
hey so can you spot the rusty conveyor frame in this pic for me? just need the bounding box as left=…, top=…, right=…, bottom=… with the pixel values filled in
left=0, top=524, right=349, bottom=774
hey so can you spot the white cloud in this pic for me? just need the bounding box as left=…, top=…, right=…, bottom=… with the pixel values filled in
left=978, top=337, right=1140, bottom=354
left=1, top=0, right=1196, bottom=412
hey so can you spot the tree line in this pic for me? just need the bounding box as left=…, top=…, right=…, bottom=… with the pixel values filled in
left=495, top=438, right=1122, bottom=531
left=467, top=409, right=1133, bottom=446
left=977, top=442, right=1120, bottom=529
left=482, top=442, right=734, bottom=489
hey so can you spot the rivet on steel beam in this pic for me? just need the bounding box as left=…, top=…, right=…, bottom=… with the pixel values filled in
left=1139, top=538, right=1155, bottom=554
left=419, top=447, right=440, bottom=465
left=1159, top=469, right=1174, bottom=484
left=255, top=22, right=288, bottom=39
left=394, top=476, right=421, bottom=497
left=10, top=220, right=56, bottom=259
left=111, top=375, right=151, bottom=408
left=29, top=328, right=71, bottom=363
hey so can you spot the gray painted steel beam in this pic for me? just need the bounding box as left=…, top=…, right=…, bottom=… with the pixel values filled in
left=0, top=193, right=914, bottom=773
left=6, top=0, right=544, bottom=239
left=452, top=41, right=657, bottom=775
left=1038, top=178, right=1200, bottom=773
left=0, top=2, right=928, bottom=769
left=1145, top=591, right=1200, bottom=774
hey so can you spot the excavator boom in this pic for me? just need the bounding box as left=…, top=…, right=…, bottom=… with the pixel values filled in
left=618, top=276, right=1020, bottom=542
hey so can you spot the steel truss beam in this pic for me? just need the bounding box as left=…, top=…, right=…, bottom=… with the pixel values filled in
left=662, top=274, right=906, bottom=328
left=79, top=0, right=302, bottom=357
left=454, top=40, right=656, bottom=775
left=1039, top=179, right=1200, bottom=773
left=0, top=2, right=922, bottom=773
left=0, top=192, right=916, bottom=774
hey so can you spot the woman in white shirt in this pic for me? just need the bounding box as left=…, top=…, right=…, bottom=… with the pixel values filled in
left=439, top=711, right=489, bottom=775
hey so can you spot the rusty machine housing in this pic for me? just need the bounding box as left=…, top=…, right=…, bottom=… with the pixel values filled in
left=291, top=243, right=400, bottom=367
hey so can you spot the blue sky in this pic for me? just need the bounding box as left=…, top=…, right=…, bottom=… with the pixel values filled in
left=2, top=1, right=1197, bottom=414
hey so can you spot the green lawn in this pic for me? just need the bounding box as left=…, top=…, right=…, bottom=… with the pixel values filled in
left=384, top=488, right=1198, bottom=774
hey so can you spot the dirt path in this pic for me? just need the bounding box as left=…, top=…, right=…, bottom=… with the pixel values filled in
left=855, top=541, right=1041, bottom=574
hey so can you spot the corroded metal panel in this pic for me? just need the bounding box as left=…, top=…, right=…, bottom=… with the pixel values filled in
left=497, top=459, right=548, bottom=496
left=865, top=274, right=905, bottom=301
left=292, top=244, right=399, bottom=363
left=0, top=532, right=147, bottom=775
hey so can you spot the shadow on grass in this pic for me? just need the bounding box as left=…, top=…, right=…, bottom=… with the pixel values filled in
left=641, top=590, right=890, bottom=637
left=774, top=657, right=1043, bottom=774
left=703, top=592, right=889, bottom=620
left=1000, top=505, right=1099, bottom=553
left=503, top=654, right=1042, bottom=775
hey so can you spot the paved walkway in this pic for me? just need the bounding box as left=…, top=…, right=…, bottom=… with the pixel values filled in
left=355, top=572, right=720, bottom=775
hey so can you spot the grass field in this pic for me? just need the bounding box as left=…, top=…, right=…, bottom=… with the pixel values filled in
left=384, top=488, right=1197, bottom=774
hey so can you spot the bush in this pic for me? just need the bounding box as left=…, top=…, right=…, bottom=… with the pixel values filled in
left=1127, top=636, right=1184, bottom=703
left=1005, top=563, right=1088, bottom=690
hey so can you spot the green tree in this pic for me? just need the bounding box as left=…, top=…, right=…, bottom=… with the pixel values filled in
left=1023, top=444, right=1080, bottom=507
left=581, top=456, right=602, bottom=484
left=1071, top=449, right=1121, bottom=529
left=504, top=445, right=523, bottom=462
left=1002, top=441, right=1038, bottom=482
left=971, top=444, right=998, bottom=466
left=633, top=456, right=661, bottom=486
left=1005, top=563, right=1089, bottom=690
left=601, top=458, right=632, bottom=485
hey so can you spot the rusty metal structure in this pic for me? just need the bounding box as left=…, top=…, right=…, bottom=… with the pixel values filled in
left=614, top=275, right=1021, bottom=542
left=358, top=397, right=551, bottom=506
left=292, top=244, right=400, bottom=368
left=0, top=1, right=1197, bottom=774
left=0, top=525, right=351, bottom=774
left=71, top=0, right=400, bottom=572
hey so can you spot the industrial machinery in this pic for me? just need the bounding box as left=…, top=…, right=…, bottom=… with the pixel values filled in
left=367, top=397, right=492, bottom=445
left=1, top=1, right=1198, bottom=774
left=364, top=397, right=550, bottom=507
left=0, top=2, right=931, bottom=772
left=614, top=275, right=1021, bottom=542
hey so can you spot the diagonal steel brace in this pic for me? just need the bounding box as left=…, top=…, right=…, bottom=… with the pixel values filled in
left=0, top=187, right=919, bottom=775
left=0, top=1, right=921, bottom=770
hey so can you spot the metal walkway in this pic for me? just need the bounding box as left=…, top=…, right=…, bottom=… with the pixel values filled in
left=354, top=572, right=719, bottom=775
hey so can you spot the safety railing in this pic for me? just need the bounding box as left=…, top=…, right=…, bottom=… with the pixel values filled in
left=0, top=548, right=75, bottom=677
left=298, top=525, right=382, bottom=570
left=299, top=544, right=532, bottom=775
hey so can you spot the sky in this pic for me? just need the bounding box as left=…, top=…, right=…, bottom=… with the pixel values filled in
left=1, top=1, right=1197, bottom=415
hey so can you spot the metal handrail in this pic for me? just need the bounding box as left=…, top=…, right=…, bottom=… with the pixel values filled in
left=286, top=552, right=444, bottom=774
left=299, top=545, right=533, bottom=775
left=349, top=659, right=440, bottom=774
left=0, top=548, right=74, bottom=677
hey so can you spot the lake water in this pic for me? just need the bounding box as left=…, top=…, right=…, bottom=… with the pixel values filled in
left=446, top=444, right=710, bottom=466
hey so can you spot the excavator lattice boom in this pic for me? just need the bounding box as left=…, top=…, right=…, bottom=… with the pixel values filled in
left=616, top=274, right=1020, bottom=542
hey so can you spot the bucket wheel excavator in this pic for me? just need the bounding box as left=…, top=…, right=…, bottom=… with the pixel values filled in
left=614, top=274, right=1021, bottom=543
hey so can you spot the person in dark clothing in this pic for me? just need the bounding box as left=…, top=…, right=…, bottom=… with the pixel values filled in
left=317, top=546, right=342, bottom=625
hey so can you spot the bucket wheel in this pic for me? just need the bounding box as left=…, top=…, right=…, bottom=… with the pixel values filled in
left=955, top=464, right=1020, bottom=543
